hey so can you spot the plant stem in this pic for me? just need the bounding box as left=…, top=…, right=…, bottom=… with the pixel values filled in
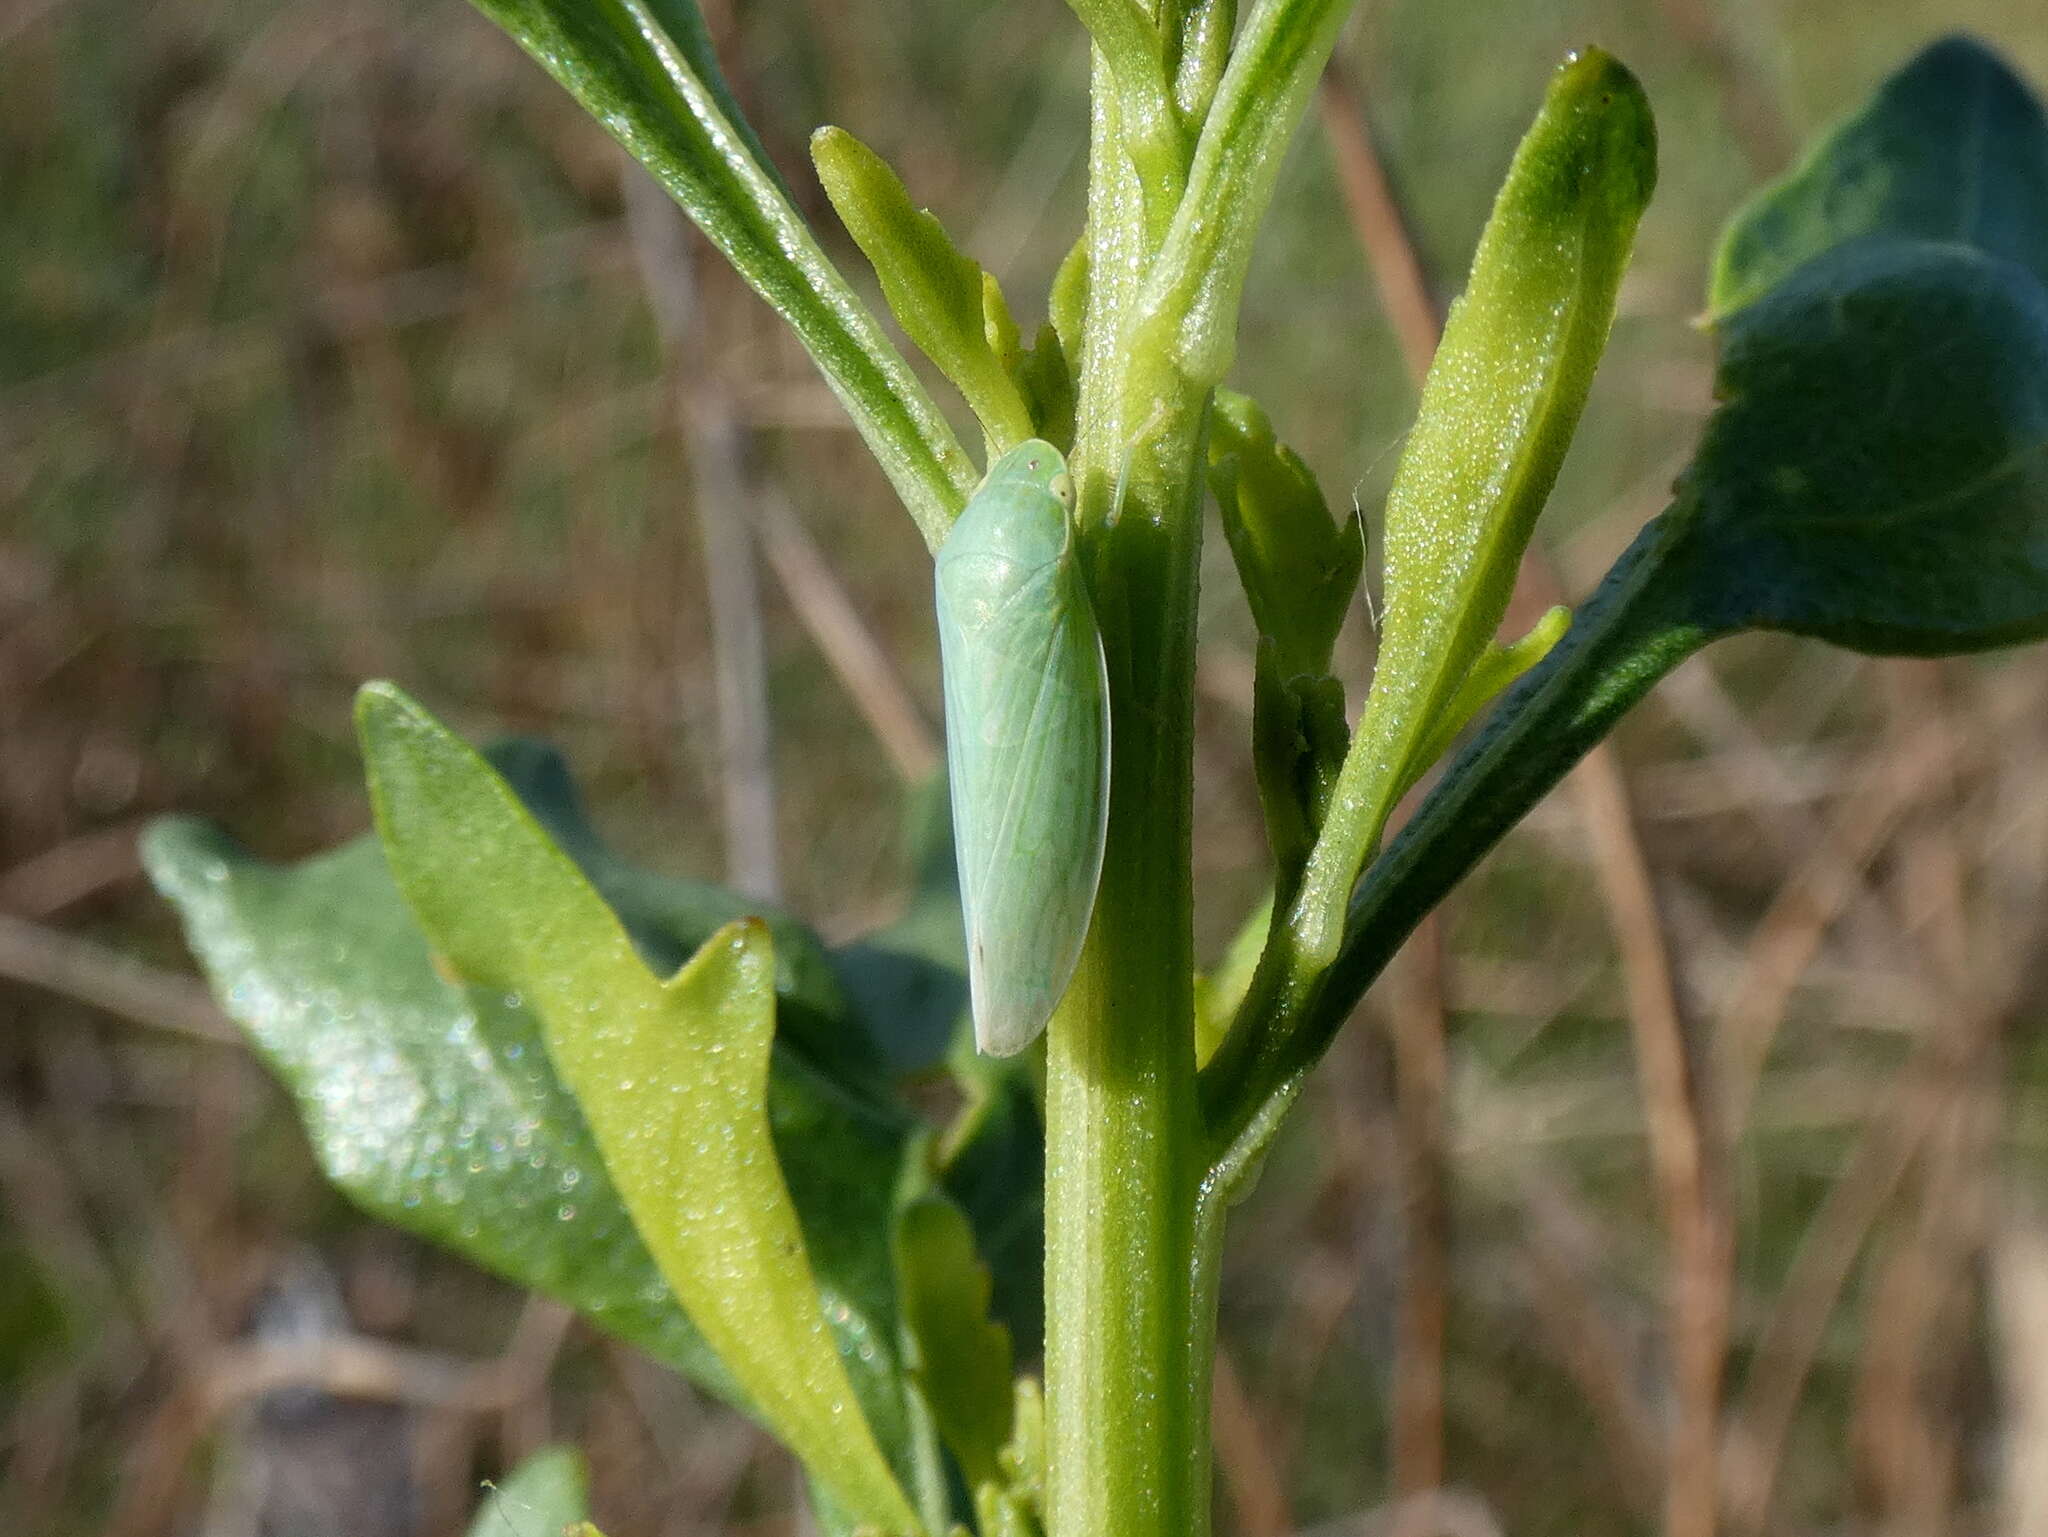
left=1043, top=391, right=1210, bottom=1537
left=1042, top=491, right=1209, bottom=1532
left=1042, top=52, right=1210, bottom=1537
left=1201, top=512, right=1718, bottom=1189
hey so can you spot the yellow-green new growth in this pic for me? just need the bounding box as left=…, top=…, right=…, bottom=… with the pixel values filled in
left=358, top=685, right=922, bottom=1536
left=1302, top=48, right=1655, bottom=951
left=813, top=127, right=1036, bottom=458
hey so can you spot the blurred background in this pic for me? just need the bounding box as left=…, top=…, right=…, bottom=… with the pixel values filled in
left=5, top=0, right=2048, bottom=1532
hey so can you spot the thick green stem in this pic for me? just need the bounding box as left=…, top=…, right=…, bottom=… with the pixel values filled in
left=1043, top=445, right=1209, bottom=1537
left=1044, top=417, right=1209, bottom=1537
left=1043, top=54, right=1210, bottom=1536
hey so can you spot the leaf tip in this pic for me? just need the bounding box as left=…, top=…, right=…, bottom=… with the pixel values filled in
left=139, top=815, right=247, bottom=904
left=353, top=678, right=422, bottom=739
left=1552, top=46, right=1658, bottom=208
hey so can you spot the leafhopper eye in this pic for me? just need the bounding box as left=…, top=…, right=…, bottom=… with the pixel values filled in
left=934, top=440, right=1111, bottom=1056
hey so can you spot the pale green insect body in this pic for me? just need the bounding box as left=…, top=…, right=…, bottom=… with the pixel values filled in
left=936, top=440, right=1110, bottom=1056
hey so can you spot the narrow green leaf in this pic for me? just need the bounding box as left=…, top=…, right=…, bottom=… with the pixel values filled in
left=1061, top=0, right=1187, bottom=228
left=357, top=684, right=920, bottom=1535
left=1709, top=34, right=2048, bottom=321
left=1048, top=239, right=1089, bottom=370
left=465, top=0, right=974, bottom=547
left=1171, top=0, right=1236, bottom=126
left=1133, top=0, right=1356, bottom=393
left=1300, top=49, right=1654, bottom=953
left=895, top=1197, right=1015, bottom=1491
left=1205, top=235, right=2048, bottom=1179
left=1209, top=389, right=1361, bottom=679
left=813, top=128, right=1035, bottom=455
left=470, top=1447, right=589, bottom=1537
left=1398, top=604, right=1571, bottom=794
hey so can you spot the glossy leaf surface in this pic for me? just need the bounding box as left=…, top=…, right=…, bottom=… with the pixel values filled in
left=143, top=810, right=744, bottom=1402
left=359, top=684, right=921, bottom=1534
left=146, top=737, right=933, bottom=1530
left=464, top=0, right=973, bottom=546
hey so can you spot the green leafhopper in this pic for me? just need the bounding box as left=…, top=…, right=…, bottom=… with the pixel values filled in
left=935, top=440, right=1110, bottom=1055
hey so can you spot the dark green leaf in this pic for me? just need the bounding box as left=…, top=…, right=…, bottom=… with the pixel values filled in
left=935, top=1064, right=1045, bottom=1364
left=1710, top=35, right=2048, bottom=320
left=1015, top=323, right=1078, bottom=454
left=1675, top=238, right=2048, bottom=652
left=465, top=0, right=974, bottom=547
left=144, top=813, right=742, bottom=1401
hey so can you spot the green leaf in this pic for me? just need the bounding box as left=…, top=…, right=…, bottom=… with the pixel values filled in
left=1060, top=0, right=1187, bottom=230
left=1397, top=604, right=1570, bottom=795
left=471, top=1447, right=590, bottom=1537
left=1048, top=238, right=1089, bottom=372
left=1015, top=323, right=1078, bottom=454
left=1171, top=0, right=1235, bottom=125
left=1134, top=0, right=1359, bottom=393
left=1247, top=648, right=1349, bottom=899
left=1208, top=389, right=1361, bottom=680
left=357, top=683, right=921, bottom=1534
left=895, top=1196, right=1015, bottom=1491
left=147, top=738, right=936, bottom=1528
left=142, top=812, right=745, bottom=1404
left=812, top=128, right=1035, bottom=455
left=1709, top=35, right=2048, bottom=321
left=1310, top=49, right=1655, bottom=936
left=465, top=0, right=974, bottom=548
left=1670, top=238, right=2048, bottom=653
left=1207, top=236, right=2048, bottom=1177
left=482, top=741, right=890, bottom=1102
left=932, top=1062, right=1044, bottom=1365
